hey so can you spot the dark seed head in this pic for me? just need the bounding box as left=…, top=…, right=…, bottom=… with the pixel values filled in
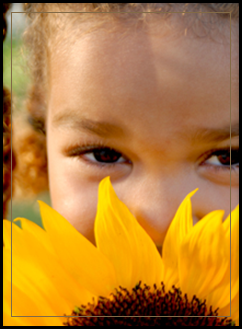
left=63, top=282, right=235, bottom=326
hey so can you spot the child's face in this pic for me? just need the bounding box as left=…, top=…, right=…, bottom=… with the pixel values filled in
left=46, top=18, right=238, bottom=251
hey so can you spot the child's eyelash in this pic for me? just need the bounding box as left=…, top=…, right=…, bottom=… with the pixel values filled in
left=67, top=142, right=120, bottom=157
left=66, top=143, right=239, bottom=173
left=66, top=142, right=129, bottom=166
left=200, top=147, right=239, bottom=170
left=67, top=143, right=108, bottom=157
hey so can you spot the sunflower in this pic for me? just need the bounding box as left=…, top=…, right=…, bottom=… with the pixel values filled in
left=3, top=177, right=239, bottom=326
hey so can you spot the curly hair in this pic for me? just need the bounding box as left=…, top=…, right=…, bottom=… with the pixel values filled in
left=13, top=3, right=238, bottom=199
left=3, top=3, right=17, bottom=219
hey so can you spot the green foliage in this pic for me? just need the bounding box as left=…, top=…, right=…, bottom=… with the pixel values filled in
left=7, top=192, right=51, bottom=229
left=3, top=33, right=30, bottom=113
left=3, top=14, right=50, bottom=229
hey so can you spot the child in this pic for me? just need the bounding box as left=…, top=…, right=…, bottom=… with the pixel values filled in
left=14, top=3, right=238, bottom=255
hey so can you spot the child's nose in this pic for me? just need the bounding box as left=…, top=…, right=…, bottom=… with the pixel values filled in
left=113, top=178, right=198, bottom=249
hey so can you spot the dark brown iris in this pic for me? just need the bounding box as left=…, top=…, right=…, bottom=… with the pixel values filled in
left=63, top=282, right=235, bottom=326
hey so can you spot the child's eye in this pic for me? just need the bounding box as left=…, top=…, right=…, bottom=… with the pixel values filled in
left=84, top=148, right=126, bottom=164
left=67, top=144, right=129, bottom=166
left=202, top=149, right=239, bottom=168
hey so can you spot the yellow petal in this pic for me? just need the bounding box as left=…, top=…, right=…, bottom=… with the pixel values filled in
left=3, top=248, right=63, bottom=325
left=3, top=308, right=62, bottom=326
left=162, top=189, right=197, bottom=291
left=3, top=220, right=94, bottom=317
left=217, top=290, right=239, bottom=326
left=18, top=216, right=56, bottom=256
left=178, top=210, right=228, bottom=301
left=206, top=205, right=239, bottom=311
left=3, top=219, right=23, bottom=251
left=39, top=200, right=117, bottom=297
left=224, top=205, right=239, bottom=291
left=95, top=176, right=164, bottom=290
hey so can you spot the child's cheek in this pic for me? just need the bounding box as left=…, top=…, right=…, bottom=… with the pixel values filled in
left=48, top=159, right=98, bottom=245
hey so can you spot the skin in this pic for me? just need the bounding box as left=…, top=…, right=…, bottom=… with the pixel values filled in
left=46, top=16, right=239, bottom=253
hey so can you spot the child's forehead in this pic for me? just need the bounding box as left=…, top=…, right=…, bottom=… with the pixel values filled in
left=47, top=13, right=238, bottom=137
left=50, top=12, right=236, bottom=68
left=50, top=16, right=234, bottom=79
left=48, top=20, right=238, bottom=134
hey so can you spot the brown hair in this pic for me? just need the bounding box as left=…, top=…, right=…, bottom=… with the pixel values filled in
left=13, top=3, right=239, bottom=199
left=3, top=3, right=17, bottom=218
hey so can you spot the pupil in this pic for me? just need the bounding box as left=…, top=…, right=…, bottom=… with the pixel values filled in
left=218, top=150, right=239, bottom=165
left=93, top=148, right=121, bottom=163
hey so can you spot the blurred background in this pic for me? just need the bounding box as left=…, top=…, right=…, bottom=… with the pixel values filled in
left=3, top=3, right=51, bottom=229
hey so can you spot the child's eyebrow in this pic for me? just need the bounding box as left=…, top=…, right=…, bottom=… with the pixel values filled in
left=188, top=123, right=239, bottom=144
left=52, top=113, right=124, bottom=138
left=52, top=112, right=238, bottom=143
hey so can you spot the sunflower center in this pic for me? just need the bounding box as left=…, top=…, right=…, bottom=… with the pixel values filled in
left=63, top=282, right=235, bottom=326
